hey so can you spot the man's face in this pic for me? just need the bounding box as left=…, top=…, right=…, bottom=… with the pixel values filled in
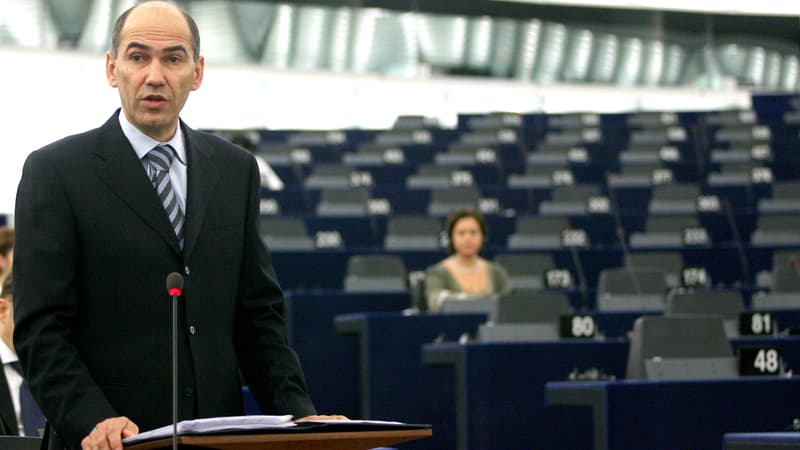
left=106, top=3, right=204, bottom=141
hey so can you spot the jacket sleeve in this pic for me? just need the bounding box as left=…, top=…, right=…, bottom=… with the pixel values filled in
left=424, top=264, right=452, bottom=312
left=13, top=150, right=118, bottom=448
left=233, top=156, right=316, bottom=417
left=492, top=262, right=512, bottom=295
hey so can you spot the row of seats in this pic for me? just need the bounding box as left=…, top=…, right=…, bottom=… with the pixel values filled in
left=268, top=160, right=800, bottom=189
left=461, top=291, right=748, bottom=343
left=339, top=252, right=799, bottom=310
left=262, top=182, right=798, bottom=216
left=259, top=214, right=800, bottom=250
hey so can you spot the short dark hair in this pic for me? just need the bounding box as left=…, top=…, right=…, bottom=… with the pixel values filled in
left=445, top=208, right=487, bottom=253
left=110, top=1, right=201, bottom=61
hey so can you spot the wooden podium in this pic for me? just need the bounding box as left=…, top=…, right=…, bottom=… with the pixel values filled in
left=125, top=427, right=432, bottom=450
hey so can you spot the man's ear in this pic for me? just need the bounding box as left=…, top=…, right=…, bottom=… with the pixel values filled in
left=106, top=51, right=118, bottom=88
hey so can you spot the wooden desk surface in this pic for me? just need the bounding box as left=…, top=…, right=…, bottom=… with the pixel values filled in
left=126, top=428, right=432, bottom=450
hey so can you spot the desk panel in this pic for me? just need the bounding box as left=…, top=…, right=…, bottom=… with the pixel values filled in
left=286, top=293, right=410, bottom=418
left=547, top=337, right=800, bottom=450
left=423, top=340, right=629, bottom=450
left=335, top=312, right=486, bottom=450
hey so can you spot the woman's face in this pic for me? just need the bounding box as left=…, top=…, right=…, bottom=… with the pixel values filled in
left=451, top=217, right=483, bottom=257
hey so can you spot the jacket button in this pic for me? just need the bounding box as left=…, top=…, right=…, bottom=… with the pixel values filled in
left=183, top=387, right=194, bottom=397
left=184, top=266, right=191, bottom=276
left=189, top=325, right=197, bottom=335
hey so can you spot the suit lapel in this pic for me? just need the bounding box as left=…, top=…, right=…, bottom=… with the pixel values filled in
left=0, top=359, right=20, bottom=435
left=183, top=125, right=220, bottom=262
left=92, top=113, right=182, bottom=256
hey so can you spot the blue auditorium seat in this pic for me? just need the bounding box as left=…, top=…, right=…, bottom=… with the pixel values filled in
left=384, top=216, right=442, bottom=250
left=343, top=254, right=408, bottom=293
left=758, top=181, right=800, bottom=214
left=316, top=188, right=370, bottom=216
left=428, top=187, right=480, bottom=216
left=751, top=215, right=800, bottom=246
left=259, top=217, right=315, bottom=251
left=665, top=289, right=745, bottom=337
left=596, top=267, right=667, bottom=312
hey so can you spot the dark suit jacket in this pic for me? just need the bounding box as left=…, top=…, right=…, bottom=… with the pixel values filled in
left=0, top=363, right=19, bottom=436
left=13, top=111, right=316, bottom=449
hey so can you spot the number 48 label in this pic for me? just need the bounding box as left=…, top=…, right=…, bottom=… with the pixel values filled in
left=738, top=346, right=781, bottom=376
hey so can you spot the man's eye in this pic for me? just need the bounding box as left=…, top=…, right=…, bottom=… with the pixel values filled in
left=130, top=54, right=143, bottom=61
left=169, top=56, right=181, bottom=63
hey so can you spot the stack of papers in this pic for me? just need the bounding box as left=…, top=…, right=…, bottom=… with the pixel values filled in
left=123, top=415, right=295, bottom=445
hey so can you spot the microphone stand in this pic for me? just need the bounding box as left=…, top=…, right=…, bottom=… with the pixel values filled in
left=166, top=272, right=184, bottom=450
left=172, top=288, right=178, bottom=450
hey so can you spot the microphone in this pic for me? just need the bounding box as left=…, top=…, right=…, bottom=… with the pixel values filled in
left=165, top=272, right=183, bottom=450
left=723, top=198, right=751, bottom=285
left=167, top=272, right=184, bottom=297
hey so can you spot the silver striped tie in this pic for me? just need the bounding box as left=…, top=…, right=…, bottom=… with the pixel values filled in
left=145, top=145, right=185, bottom=249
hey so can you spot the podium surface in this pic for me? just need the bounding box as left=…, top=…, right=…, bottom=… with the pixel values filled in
left=126, top=428, right=432, bottom=450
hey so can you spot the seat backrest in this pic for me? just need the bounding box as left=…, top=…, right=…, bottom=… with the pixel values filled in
left=495, top=253, right=555, bottom=276
left=387, top=217, right=441, bottom=237
left=665, top=290, right=745, bottom=320
left=652, top=184, right=700, bottom=200
left=430, top=187, right=480, bottom=204
left=598, top=267, right=667, bottom=296
left=758, top=215, right=800, bottom=232
left=309, top=164, right=351, bottom=177
left=772, top=250, right=800, bottom=271
left=551, top=184, right=600, bottom=202
left=344, top=255, right=407, bottom=293
left=771, top=181, right=800, bottom=199
left=346, top=254, right=407, bottom=278
left=645, top=215, right=699, bottom=233
left=258, top=217, right=308, bottom=237
left=320, top=188, right=370, bottom=204
left=491, top=292, right=571, bottom=323
left=772, top=268, right=800, bottom=293
left=627, top=252, right=683, bottom=274
left=417, top=164, right=456, bottom=176
left=515, top=217, right=567, bottom=235
left=625, top=315, right=732, bottom=379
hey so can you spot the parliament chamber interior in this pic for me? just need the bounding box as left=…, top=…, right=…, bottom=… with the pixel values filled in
left=2, top=0, right=800, bottom=449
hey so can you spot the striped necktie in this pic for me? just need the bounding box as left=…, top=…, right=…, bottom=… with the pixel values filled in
left=145, top=145, right=185, bottom=249
left=9, top=361, right=45, bottom=437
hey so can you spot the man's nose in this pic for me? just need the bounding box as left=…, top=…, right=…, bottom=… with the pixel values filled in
left=146, top=61, right=166, bottom=85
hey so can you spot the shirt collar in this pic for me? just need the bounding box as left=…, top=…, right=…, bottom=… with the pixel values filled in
left=118, top=111, right=187, bottom=166
left=0, top=339, right=17, bottom=365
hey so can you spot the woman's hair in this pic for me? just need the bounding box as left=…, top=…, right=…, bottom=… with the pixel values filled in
left=445, top=209, right=487, bottom=253
left=1, top=273, right=11, bottom=299
left=0, top=227, right=13, bottom=258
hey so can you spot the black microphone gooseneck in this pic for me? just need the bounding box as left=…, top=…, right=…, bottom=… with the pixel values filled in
left=166, top=272, right=184, bottom=450
left=606, top=176, right=642, bottom=295
left=723, top=199, right=751, bottom=284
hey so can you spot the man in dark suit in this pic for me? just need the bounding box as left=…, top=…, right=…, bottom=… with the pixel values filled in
left=0, top=275, right=45, bottom=438
left=13, top=2, right=340, bottom=449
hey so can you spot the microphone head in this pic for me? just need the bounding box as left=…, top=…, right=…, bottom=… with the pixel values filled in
left=166, top=272, right=184, bottom=297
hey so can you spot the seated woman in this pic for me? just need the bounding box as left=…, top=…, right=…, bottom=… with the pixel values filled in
left=425, top=209, right=511, bottom=312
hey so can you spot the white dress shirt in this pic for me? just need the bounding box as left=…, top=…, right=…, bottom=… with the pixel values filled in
left=118, top=113, right=188, bottom=214
left=0, top=340, right=24, bottom=436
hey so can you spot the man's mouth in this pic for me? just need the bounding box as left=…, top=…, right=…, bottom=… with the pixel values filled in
left=143, top=95, right=167, bottom=105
